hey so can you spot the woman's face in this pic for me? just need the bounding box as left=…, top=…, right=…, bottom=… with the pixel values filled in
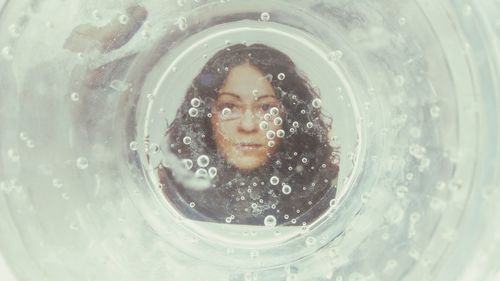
left=211, top=62, right=284, bottom=171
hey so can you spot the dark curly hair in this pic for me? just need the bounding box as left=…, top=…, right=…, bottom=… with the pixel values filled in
left=158, top=43, right=339, bottom=226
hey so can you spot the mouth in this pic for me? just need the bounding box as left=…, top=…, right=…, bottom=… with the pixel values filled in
left=235, top=142, right=264, bottom=151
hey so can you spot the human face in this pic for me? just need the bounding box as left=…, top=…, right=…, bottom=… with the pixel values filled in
left=211, top=62, right=284, bottom=171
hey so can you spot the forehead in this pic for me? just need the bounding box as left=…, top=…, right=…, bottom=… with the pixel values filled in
left=218, top=63, right=276, bottom=100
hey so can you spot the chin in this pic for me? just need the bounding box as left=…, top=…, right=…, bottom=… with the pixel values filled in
left=230, top=156, right=266, bottom=171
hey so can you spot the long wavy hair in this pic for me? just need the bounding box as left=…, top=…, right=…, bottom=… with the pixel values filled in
left=159, top=43, right=339, bottom=225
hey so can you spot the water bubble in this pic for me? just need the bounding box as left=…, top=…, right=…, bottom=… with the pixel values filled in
left=70, top=92, right=80, bottom=101
left=208, top=167, right=217, bottom=178
left=289, top=128, right=296, bottom=133
left=183, top=136, right=192, bottom=145
left=284, top=214, right=289, bottom=220
left=197, top=155, right=210, bottom=167
left=398, top=17, right=407, bottom=25
left=225, top=217, right=232, bottom=223
left=190, top=98, right=201, bottom=107
left=52, top=178, right=63, bottom=188
left=270, top=176, right=279, bottom=185
left=177, top=17, right=188, bottom=30
left=264, top=215, right=277, bottom=227
left=128, top=141, right=138, bottom=151
left=252, top=89, right=259, bottom=97
left=277, top=73, right=286, bottom=80
left=189, top=202, right=195, bottom=208
left=430, top=106, right=441, bottom=118
left=273, top=117, right=283, bottom=126
left=260, top=12, right=270, bottom=21
left=260, top=121, right=269, bottom=130
left=292, top=121, right=299, bottom=128
left=188, top=108, right=198, bottom=117
left=306, top=122, right=313, bottom=128
left=76, top=157, right=89, bottom=170
left=118, top=14, right=129, bottom=24
left=268, top=141, right=275, bottom=147
left=266, top=130, right=276, bottom=140
left=276, top=129, right=285, bottom=138
left=312, top=98, right=322, bottom=108
left=264, top=113, right=272, bottom=121
left=282, top=184, right=292, bottom=194
left=270, top=107, right=280, bottom=116
left=195, top=168, right=208, bottom=178
left=182, top=159, right=193, bottom=170
left=26, top=140, right=35, bottom=148
left=221, top=107, right=231, bottom=116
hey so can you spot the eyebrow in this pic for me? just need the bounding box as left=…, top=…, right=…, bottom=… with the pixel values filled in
left=218, top=92, right=277, bottom=101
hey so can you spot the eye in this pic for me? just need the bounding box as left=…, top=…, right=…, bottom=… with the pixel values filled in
left=217, top=102, right=236, bottom=111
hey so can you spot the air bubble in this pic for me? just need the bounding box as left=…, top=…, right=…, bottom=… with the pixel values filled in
left=430, top=106, right=441, bottom=118
left=306, top=122, right=313, bottom=128
left=260, top=121, right=269, bottom=130
left=208, top=167, right=217, bottom=178
left=264, top=215, right=277, bottom=227
left=327, top=50, right=343, bottom=61
left=70, top=92, right=80, bottom=101
left=277, top=73, right=286, bottom=80
left=109, top=80, right=130, bottom=91
left=177, top=17, right=188, bottom=30
left=312, top=98, right=322, bottom=108
left=195, top=168, right=208, bottom=178
left=398, top=17, right=407, bottom=25
left=182, top=159, right=193, bottom=170
left=268, top=141, right=275, bottom=147
left=190, top=98, right=201, bottom=107
left=260, top=12, right=270, bottom=21
left=301, top=157, right=308, bottom=164
left=276, top=129, right=285, bottom=138
left=273, top=117, right=283, bottom=125
left=292, top=121, right=299, bottom=128
left=305, top=236, right=317, bottom=246
left=189, top=202, right=195, bottom=208
left=270, top=176, right=279, bottom=185
left=118, top=14, right=129, bottom=24
left=221, top=107, right=231, bottom=116
left=188, top=108, right=199, bottom=117
left=149, top=143, right=160, bottom=154
left=197, top=155, right=210, bottom=167
left=183, top=136, right=192, bottom=145
left=2, top=46, right=13, bottom=60
left=76, top=157, right=89, bottom=170
left=266, top=131, right=276, bottom=140
left=270, top=107, right=280, bottom=116
left=264, top=74, right=273, bottom=82
left=282, top=184, right=292, bottom=195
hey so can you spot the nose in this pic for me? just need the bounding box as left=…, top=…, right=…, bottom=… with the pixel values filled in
left=238, top=108, right=258, bottom=133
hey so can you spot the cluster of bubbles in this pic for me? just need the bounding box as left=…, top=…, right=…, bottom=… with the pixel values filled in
left=188, top=98, right=201, bottom=117
left=182, top=155, right=218, bottom=180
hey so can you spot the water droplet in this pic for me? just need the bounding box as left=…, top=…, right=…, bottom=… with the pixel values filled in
left=268, top=141, right=275, bottom=147
left=69, top=92, right=80, bottom=101
left=312, top=98, right=322, bottom=108
left=208, top=167, right=217, bottom=178
left=149, top=143, right=160, bottom=154
left=128, top=141, right=138, bottom=151
left=264, top=215, right=277, bottom=227
left=301, top=157, right=308, bottom=164
left=273, top=117, right=283, bottom=126
left=182, top=159, right=193, bottom=169
left=266, top=130, right=276, bottom=140
left=282, top=184, right=291, bottom=194
left=197, top=155, right=210, bottom=167
left=276, top=129, right=285, bottom=138
left=306, top=122, right=313, bottom=128
left=119, top=14, right=129, bottom=24
left=190, top=98, right=201, bottom=107
left=188, top=108, right=199, bottom=117
left=260, top=12, right=270, bottom=21
left=225, top=217, right=232, bottom=223
left=292, top=121, right=299, bottom=128
left=260, top=121, right=269, bottom=130
left=26, top=140, right=35, bottom=148
left=277, top=73, right=286, bottom=80
left=183, top=136, right=192, bottom=145
left=270, top=176, right=279, bottom=185
left=195, top=168, right=208, bottom=178
left=189, top=202, right=195, bottom=208
left=177, top=17, right=188, bottom=30
left=76, top=157, right=88, bottom=169
left=264, top=113, right=271, bottom=121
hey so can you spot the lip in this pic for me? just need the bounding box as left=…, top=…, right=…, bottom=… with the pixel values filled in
left=235, top=142, right=263, bottom=150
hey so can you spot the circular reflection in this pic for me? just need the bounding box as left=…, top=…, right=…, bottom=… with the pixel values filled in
left=157, top=44, right=339, bottom=226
